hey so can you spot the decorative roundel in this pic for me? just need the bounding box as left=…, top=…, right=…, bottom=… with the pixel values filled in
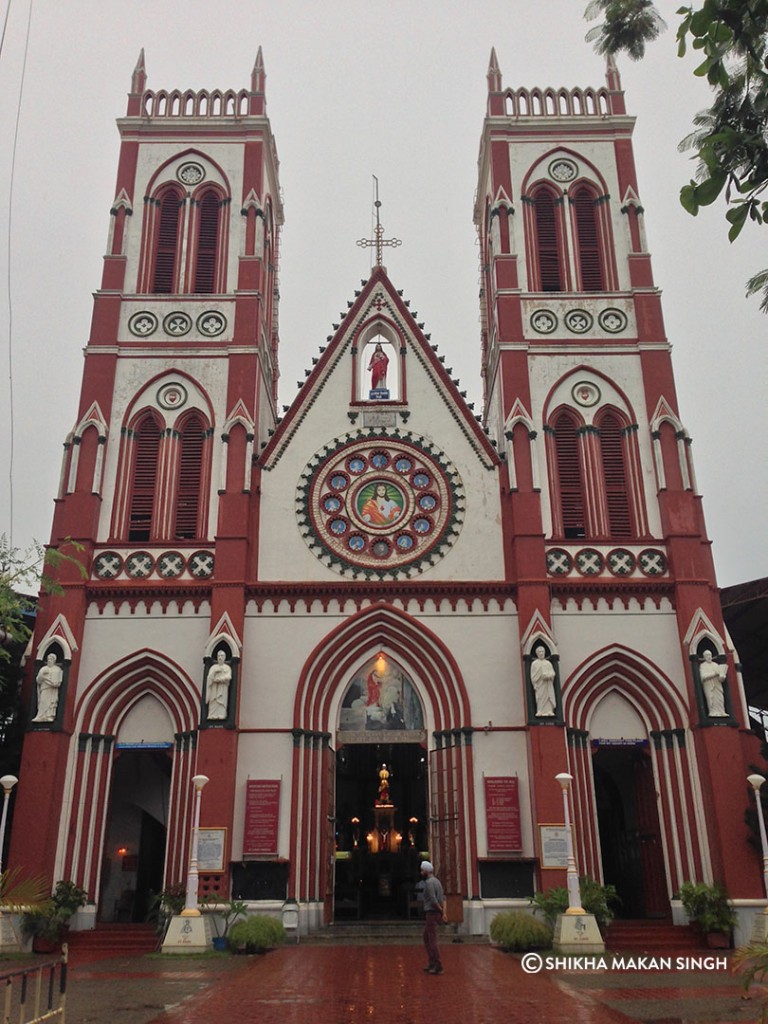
left=157, top=382, right=188, bottom=410
left=638, top=548, right=668, bottom=576
left=93, top=551, right=124, bottom=579
left=607, top=548, right=636, bottom=576
left=197, top=311, right=227, bottom=337
left=549, top=158, right=578, bottom=182
left=157, top=551, right=186, bottom=578
left=125, top=551, right=156, bottom=579
left=546, top=548, right=573, bottom=576
left=298, top=434, right=465, bottom=577
left=564, top=309, right=593, bottom=334
left=177, top=162, right=205, bottom=185
left=188, top=550, right=215, bottom=578
left=571, top=380, right=601, bottom=408
left=163, top=311, right=192, bottom=337
left=575, top=548, right=604, bottom=576
left=598, top=308, right=628, bottom=333
left=128, top=311, right=158, bottom=337
left=530, top=310, right=558, bottom=335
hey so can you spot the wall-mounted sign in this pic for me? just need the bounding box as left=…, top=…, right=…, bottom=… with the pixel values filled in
left=243, top=780, right=281, bottom=857
left=197, top=828, right=226, bottom=872
left=484, top=777, right=522, bottom=852
left=539, top=824, right=574, bottom=869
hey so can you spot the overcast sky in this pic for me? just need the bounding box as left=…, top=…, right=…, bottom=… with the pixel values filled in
left=0, top=0, right=765, bottom=588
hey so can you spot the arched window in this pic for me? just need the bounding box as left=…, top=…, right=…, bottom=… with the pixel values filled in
left=554, top=413, right=585, bottom=538
left=174, top=414, right=205, bottom=539
left=128, top=413, right=162, bottom=541
left=193, top=190, right=220, bottom=294
left=572, top=186, right=604, bottom=291
left=533, top=189, right=563, bottom=292
left=152, top=187, right=184, bottom=293
left=598, top=413, right=631, bottom=537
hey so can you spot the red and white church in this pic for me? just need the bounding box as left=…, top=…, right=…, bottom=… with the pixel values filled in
left=10, top=49, right=764, bottom=935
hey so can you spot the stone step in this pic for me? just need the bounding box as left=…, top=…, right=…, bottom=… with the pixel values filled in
left=605, top=920, right=702, bottom=951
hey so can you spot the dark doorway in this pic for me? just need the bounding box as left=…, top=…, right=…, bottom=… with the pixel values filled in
left=593, top=745, right=668, bottom=918
left=99, top=748, right=171, bottom=922
left=334, top=743, right=428, bottom=920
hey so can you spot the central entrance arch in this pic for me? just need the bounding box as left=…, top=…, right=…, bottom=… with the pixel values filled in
left=288, top=604, right=478, bottom=926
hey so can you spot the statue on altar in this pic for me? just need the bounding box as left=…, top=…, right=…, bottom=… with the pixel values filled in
left=377, top=763, right=391, bottom=804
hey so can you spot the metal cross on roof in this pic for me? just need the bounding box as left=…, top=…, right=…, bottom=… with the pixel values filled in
left=356, top=176, right=401, bottom=267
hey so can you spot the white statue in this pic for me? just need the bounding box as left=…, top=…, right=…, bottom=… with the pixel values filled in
left=530, top=645, right=556, bottom=717
left=699, top=650, right=728, bottom=717
left=32, top=653, right=64, bottom=722
left=206, top=650, right=232, bottom=720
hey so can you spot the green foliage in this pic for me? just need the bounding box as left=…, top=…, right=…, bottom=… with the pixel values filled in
left=584, top=0, right=768, bottom=312
left=676, top=880, right=736, bottom=934
left=0, top=868, right=52, bottom=913
left=200, top=895, right=248, bottom=937
left=490, top=910, right=553, bottom=951
left=733, top=943, right=768, bottom=1023
left=530, top=876, right=620, bottom=930
left=20, top=878, right=87, bottom=942
left=228, top=914, right=286, bottom=952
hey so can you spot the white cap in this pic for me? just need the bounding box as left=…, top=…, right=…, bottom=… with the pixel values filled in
left=420, top=860, right=434, bottom=873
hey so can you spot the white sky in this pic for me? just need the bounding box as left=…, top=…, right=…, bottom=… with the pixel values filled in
left=0, top=0, right=765, bottom=588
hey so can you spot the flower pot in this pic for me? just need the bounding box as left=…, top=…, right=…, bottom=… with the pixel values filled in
left=212, top=936, right=228, bottom=952
left=32, top=935, right=61, bottom=954
left=705, top=931, right=730, bottom=949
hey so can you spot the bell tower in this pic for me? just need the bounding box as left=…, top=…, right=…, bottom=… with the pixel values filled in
left=475, top=51, right=757, bottom=897
left=12, top=52, right=283, bottom=884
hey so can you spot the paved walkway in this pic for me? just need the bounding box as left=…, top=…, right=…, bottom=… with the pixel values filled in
left=5, top=943, right=761, bottom=1024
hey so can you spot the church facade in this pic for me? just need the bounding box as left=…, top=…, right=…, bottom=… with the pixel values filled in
left=10, top=51, right=762, bottom=934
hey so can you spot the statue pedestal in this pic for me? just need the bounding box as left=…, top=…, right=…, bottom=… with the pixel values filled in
left=552, top=912, right=605, bottom=954
left=751, top=911, right=768, bottom=943
left=161, top=913, right=213, bottom=954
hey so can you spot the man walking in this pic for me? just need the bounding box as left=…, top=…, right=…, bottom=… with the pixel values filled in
left=420, top=860, right=445, bottom=975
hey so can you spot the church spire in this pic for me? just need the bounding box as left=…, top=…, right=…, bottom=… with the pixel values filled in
left=127, top=49, right=146, bottom=116
left=250, top=47, right=266, bottom=115
left=605, top=54, right=626, bottom=115
left=487, top=47, right=504, bottom=116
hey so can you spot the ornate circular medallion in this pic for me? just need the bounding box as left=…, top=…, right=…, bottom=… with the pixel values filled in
left=177, top=162, right=205, bottom=185
left=157, top=551, right=186, bottom=578
left=607, top=548, right=636, bottom=576
left=598, top=308, right=628, bottom=333
left=93, top=551, right=124, bottom=579
left=125, top=551, right=155, bottom=579
left=638, top=548, right=668, bottom=576
left=575, top=548, right=604, bottom=576
left=298, top=434, right=464, bottom=577
left=164, top=311, right=192, bottom=337
left=197, top=311, right=226, bottom=337
left=157, top=382, right=188, bottom=410
left=546, top=548, right=573, bottom=576
left=128, top=311, right=158, bottom=337
left=188, top=550, right=215, bottom=578
left=530, top=310, right=558, bottom=335
left=549, top=158, right=578, bottom=182
left=571, top=380, right=601, bottom=408
left=564, top=309, right=593, bottom=334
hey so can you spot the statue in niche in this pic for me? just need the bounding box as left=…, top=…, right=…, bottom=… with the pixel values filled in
left=530, top=645, right=557, bottom=717
left=206, top=650, right=232, bottom=720
left=699, top=650, right=728, bottom=717
left=32, top=652, right=64, bottom=722
left=367, top=342, right=389, bottom=391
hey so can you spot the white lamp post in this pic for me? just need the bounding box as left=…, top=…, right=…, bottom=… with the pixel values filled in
left=748, top=774, right=768, bottom=912
left=555, top=772, right=585, bottom=914
left=181, top=774, right=209, bottom=916
left=0, top=775, right=18, bottom=875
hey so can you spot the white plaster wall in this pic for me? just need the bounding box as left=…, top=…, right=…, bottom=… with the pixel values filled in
left=258, top=320, right=505, bottom=581
left=472, top=731, right=534, bottom=858
left=232, top=733, right=294, bottom=859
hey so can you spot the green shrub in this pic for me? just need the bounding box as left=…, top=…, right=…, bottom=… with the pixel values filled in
left=530, top=876, right=619, bottom=930
left=228, top=914, right=286, bottom=952
left=676, top=881, right=736, bottom=935
left=490, top=910, right=552, bottom=951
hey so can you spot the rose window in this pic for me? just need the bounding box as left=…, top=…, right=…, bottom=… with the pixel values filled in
left=297, top=435, right=464, bottom=576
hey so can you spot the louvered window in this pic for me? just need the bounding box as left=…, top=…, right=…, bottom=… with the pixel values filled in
left=599, top=414, right=632, bottom=537
left=128, top=416, right=161, bottom=541
left=573, top=187, right=604, bottom=292
left=535, top=190, right=562, bottom=292
left=193, top=191, right=220, bottom=294
left=554, top=414, right=585, bottom=538
left=152, top=190, right=182, bottom=294
left=174, top=415, right=204, bottom=539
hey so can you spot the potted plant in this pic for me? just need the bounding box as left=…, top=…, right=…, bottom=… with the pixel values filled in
left=0, top=868, right=51, bottom=951
left=677, top=881, right=736, bottom=948
left=21, top=879, right=87, bottom=953
left=201, top=895, right=248, bottom=951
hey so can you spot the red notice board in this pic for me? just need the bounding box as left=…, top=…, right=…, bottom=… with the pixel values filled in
left=484, top=777, right=522, bottom=852
left=243, top=780, right=281, bottom=856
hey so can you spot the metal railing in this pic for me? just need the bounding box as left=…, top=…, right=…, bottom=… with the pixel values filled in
left=1, top=943, right=67, bottom=1024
